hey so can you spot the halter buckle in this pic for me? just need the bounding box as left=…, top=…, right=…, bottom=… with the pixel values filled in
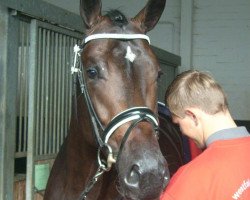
left=97, top=144, right=116, bottom=171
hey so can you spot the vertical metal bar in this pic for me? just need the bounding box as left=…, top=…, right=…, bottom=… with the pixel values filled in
left=65, top=37, right=72, bottom=139
left=18, top=21, right=25, bottom=153
left=44, top=29, right=50, bottom=154
left=39, top=28, right=46, bottom=155
left=64, top=36, right=70, bottom=138
left=26, top=19, right=38, bottom=200
left=16, top=24, right=22, bottom=154
left=68, top=38, right=75, bottom=126
left=16, top=49, right=20, bottom=154
left=52, top=32, right=58, bottom=153
left=35, top=27, right=42, bottom=155
left=64, top=36, right=71, bottom=137
left=65, top=36, right=72, bottom=137
left=48, top=31, right=55, bottom=154
left=57, top=34, right=62, bottom=151
left=69, top=38, right=74, bottom=125
left=60, top=35, right=66, bottom=145
left=23, top=22, right=30, bottom=153
left=0, top=7, right=19, bottom=200
left=69, top=37, right=73, bottom=133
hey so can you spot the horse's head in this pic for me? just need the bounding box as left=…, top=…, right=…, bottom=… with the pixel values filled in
left=79, top=0, right=169, bottom=199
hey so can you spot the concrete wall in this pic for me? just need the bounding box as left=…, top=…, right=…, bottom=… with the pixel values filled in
left=192, top=0, right=250, bottom=120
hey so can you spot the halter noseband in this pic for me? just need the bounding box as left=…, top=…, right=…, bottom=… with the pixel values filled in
left=71, top=33, right=158, bottom=200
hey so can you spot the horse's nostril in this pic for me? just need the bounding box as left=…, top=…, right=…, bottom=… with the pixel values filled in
left=125, top=164, right=140, bottom=187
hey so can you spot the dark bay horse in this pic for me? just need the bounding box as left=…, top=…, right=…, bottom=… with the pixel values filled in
left=44, top=0, right=183, bottom=199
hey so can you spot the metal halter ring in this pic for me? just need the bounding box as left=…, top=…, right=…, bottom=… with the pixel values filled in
left=97, top=144, right=116, bottom=171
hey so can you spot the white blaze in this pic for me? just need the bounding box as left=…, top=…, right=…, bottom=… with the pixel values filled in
left=125, top=46, right=136, bottom=62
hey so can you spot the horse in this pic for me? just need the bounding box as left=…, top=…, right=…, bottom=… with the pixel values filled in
left=44, top=0, right=183, bottom=199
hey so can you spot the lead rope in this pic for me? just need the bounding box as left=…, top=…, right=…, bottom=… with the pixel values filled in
left=78, top=166, right=106, bottom=200
left=78, top=144, right=115, bottom=200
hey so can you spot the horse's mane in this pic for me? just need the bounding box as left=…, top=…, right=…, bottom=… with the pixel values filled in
left=104, top=9, right=128, bottom=27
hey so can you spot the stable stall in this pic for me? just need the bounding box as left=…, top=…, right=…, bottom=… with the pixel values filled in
left=0, top=1, right=181, bottom=199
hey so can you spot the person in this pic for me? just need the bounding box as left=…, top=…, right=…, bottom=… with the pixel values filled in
left=160, top=70, right=250, bottom=200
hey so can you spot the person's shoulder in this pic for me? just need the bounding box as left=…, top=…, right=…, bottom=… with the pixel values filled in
left=208, top=134, right=250, bottom=150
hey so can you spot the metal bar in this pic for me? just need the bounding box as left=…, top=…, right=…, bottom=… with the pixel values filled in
left=0, top=6, right=19, bottom=200
left=18, top=21, right=25, bottom=153
left=35, top=27, right=42, bottom=155
left=23, top=21, right=30, bottom=153
left=65, top=37, right=71, bottom=137
left=57, top=34, right=62, bottom=151
left=52, top=32, right=58, bottom=153
left=39, top=28, right=46, bottom=155
left=64, top=36, right=71, bottom=138
left=34, top=153, right=58, bottom=161
left=44, top=29, right=50, bottom=154
left=61, top=35, right=66, bottom=145
left=15, top=151, right=27, bottom=158
left=16, top=28, right=22, bottom=154
left=68, top=38, right=75, bottom=126
left=66, top=36, right=74, bottom=137
left=48, top=32, right=55, bottom=154
left=26, top=19, right=38, bottom=200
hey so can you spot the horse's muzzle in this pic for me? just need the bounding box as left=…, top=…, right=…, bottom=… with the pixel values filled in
left=117, top=149, right=170, bottom=200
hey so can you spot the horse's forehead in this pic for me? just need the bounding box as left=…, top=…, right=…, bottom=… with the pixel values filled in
left=84, top=40, right=154, bottom=66
left=84, top=17, right=156, bottom=64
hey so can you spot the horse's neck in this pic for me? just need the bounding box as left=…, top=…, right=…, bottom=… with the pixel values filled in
left=45, top=101, right=100, bottom=199
left=66, top=95, right=97, bottom=168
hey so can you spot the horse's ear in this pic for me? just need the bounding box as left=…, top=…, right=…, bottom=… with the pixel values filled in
left=132, top=0, right=166, bottom=33
left=80, top=0, right=102, bottom=29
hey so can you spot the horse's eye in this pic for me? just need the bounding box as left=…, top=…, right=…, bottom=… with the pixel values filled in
left=86, top=67, right=98, bottom=79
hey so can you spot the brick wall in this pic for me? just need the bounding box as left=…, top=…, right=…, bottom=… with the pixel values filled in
left=192, top=0, right=250, bottom=120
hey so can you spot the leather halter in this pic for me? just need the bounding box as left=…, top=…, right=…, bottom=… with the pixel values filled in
left=71, top=33, right=159, bottom=199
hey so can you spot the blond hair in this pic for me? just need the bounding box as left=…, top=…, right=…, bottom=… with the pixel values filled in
left=165, top=70, right=228, bottom=118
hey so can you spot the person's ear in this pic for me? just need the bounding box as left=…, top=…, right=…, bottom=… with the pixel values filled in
left=185, top=109, right=199, bottom=126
